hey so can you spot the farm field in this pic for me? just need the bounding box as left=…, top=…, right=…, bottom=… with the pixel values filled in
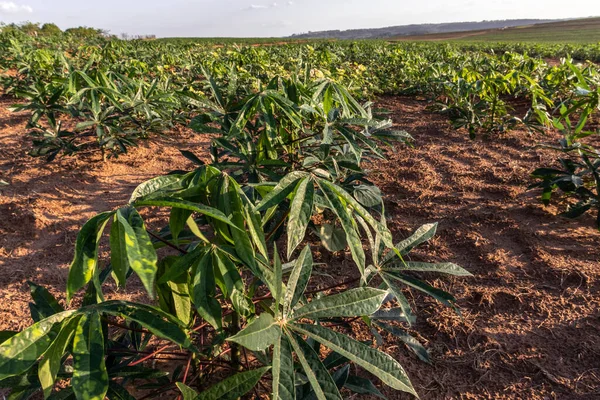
left=1, top=28, right=600, bottom=400
left=395, top=17, right=600, bottom=44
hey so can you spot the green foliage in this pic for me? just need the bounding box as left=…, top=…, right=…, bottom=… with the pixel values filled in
left=530, top=59, right=600, bottom=229
left=0, top=67, right=469, bottom=399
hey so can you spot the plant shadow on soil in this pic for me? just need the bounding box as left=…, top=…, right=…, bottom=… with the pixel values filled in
left=0, top=95, right=599, bottom=399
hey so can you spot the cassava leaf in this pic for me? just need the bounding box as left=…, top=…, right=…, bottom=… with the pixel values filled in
left=292, top=288, right=387, bottom=321
left=292, top=323, right=417, bottom=396
left=197, top=367, right=270, bottom=400
left=228, top=313, right=281, bottom=352
left=72, top=311, right=109, bottom=400
left=67, top=212, right=113, bottom=302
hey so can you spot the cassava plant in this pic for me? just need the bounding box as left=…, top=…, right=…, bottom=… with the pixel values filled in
left=0, top=73, right=470, bottom=400
left=530, top=60, right=600, bottom=229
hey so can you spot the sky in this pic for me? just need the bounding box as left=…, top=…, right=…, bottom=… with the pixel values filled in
left=0, top=0, right=599, bottom=37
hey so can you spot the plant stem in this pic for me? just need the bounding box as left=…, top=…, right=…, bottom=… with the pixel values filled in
left=229, top=311, right=242, bottom=372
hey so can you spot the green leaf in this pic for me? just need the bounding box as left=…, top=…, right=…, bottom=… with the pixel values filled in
left=167, top=278, right=193, bottom=326
left=72, top=312, right=109, bottom=400
left=292, top=324, right=417, bottom=396
left=218, top=177, right=257, bottom=271
left=255, top=172, right=309, bottom=211
left=283, top=245, right=313, bottom=315
left=197, top=367, right=270, bottom=400
left=384, top=272, right=458, bottom=311
left=158, top=246, right=207, bottom=284
left=287, top=178, right=315, bottom=259
left=67, top=212, right=113, bottom=302
left=292, top=288, right=386, bottom=321
left=176, top=383, right=199, bottom=400
left=28, top=281, right=64, bottom=321
left=107, top=383, right=136, bottom=400
left=382, top=261, right=472, bottom=277
left=316, top=224, right=347, bottom=253
left=288, top=332, right=342, bottom=400
left=192, top=251, right=222, bottom=330
left=39, top=316, right=81, bottom=399
left=109, top=215, right=129, bottom=288
left=385, top=223, right=438, bottom=262
left=0, top=311, right=75, bottom=381
left=374, top=322, right=430, bottom=363
left=272, top=334, right=295, bottom=400
left=353, top=185, right=383, bottom=208
left=129, top=175, right=183, bottom=203
left=317, top=180, right=365, bottom=277
left=213, top=250, right=250, bottom=317
left=228, top=313, right=281, bottom=352
left=380, top=274, right=416, bottom=327
left=344, top=376, right=387, bottom=399
left=115, top=207, right=158, bottom=298
left=92, top=301, right=192, bottom=348
left=318, top=179, right=393, bottom=249
left=274, top=243, right=283, bottom=313
left=134, top=198, right=240, bottom=231
left=170, top=207, right=193, bottom=244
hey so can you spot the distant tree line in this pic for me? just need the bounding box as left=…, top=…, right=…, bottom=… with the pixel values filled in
left=0, top=21, right=156, bottom=40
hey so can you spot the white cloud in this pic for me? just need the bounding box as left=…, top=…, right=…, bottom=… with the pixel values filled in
left=243, top=2, right=280, bottom=11
left=0, top=1, right=33, bottom=14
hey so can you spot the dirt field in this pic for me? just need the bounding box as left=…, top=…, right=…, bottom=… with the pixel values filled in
left=1, top=95, right=599, bottom=399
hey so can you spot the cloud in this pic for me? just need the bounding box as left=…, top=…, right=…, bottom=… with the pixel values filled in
left=243, top=2, right=281, bottom=11
left=0, top=1, right=33, bottom=13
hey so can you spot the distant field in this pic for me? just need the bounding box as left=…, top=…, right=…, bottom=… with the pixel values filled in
left=395, top=17, right=600, bottom=43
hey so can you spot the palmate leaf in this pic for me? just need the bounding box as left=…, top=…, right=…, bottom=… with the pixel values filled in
left=288, top=332, right=342, bottom=400
left=67, top=212, right=113, bottom=302
left=291, top=323, right=417, bottom=396
left=196, top=367, right=271, bottom=400
left=228, top=313, right=281, bottom=352
left=72, top=311, right=108, bottom=400
left=272, top=334, right=295, bottom=400
left=0, top=311, right=76, bottom=381
left=38, top=316, right=81, bottom=398
left=292, top=288, right=387, bottom=321
left=287, top=178, right=315, bottom=259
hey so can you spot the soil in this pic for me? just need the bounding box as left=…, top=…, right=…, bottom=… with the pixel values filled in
left=1, top=94, right=599, bottom=399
